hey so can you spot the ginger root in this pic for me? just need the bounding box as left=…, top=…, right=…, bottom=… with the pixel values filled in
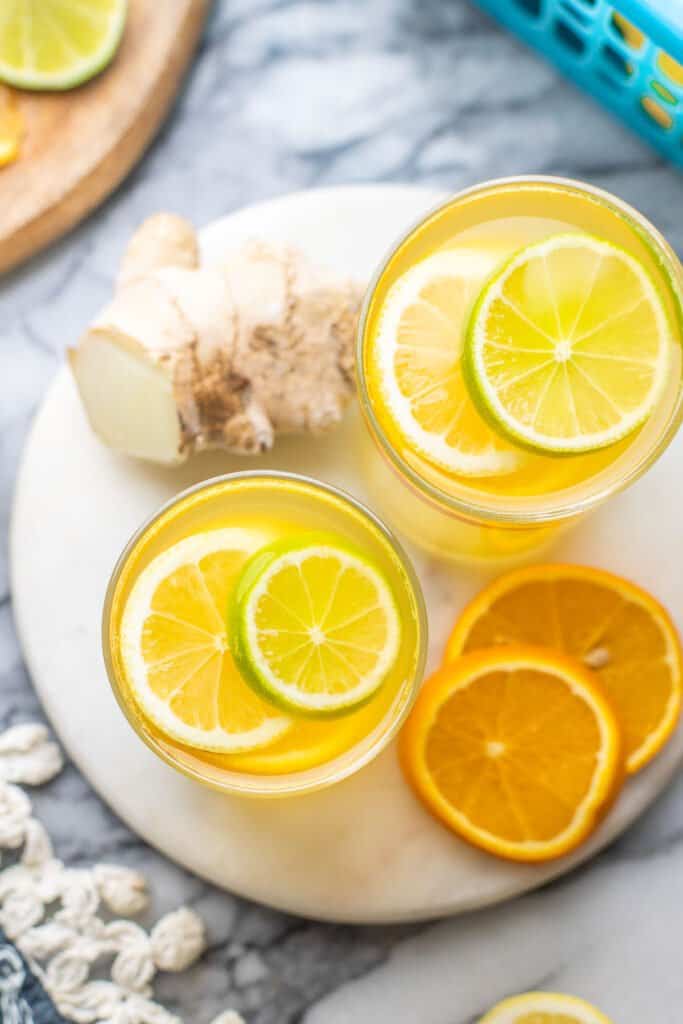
left=69, top=213, right=360, bottom=464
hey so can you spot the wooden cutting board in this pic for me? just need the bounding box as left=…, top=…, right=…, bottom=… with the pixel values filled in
left=0, top=0, right=208, bottom=276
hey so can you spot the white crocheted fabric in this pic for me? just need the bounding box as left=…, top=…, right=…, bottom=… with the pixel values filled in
left=0, top=723, right=245, bottom=1024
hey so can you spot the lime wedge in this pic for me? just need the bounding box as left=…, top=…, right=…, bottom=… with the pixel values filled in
left=230, top=535, right=401, bottom=716
left=0, top=0, right=127, bottom=91
left=464, top=233, right=672, bottom=454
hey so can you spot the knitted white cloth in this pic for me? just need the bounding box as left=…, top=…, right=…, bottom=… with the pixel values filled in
left=0, top=723, right=244, bottom=1024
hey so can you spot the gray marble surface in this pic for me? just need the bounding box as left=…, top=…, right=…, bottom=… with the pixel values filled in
left=2, top=2, right=683, bottom=1022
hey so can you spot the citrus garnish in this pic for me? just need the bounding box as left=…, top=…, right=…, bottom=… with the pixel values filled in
left=400, top=646, right=622, bottom=862
left=370, top=249, right=525, bottom=476
left=120, top=529, right=291, bottom=753
left=446, top=563, right=682, bottom=774
left=0, top=0, right=127, bottom=91
left=464, top=233, right=672, bottom=454
left=231, top=535, right=401, bottom=716
left=479, top=992, right=614, bottom=1024
left=0, top=86, right=22, bottom=167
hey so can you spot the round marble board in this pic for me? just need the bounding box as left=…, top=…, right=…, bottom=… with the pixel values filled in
left=10, top=186, right=683, bottom=924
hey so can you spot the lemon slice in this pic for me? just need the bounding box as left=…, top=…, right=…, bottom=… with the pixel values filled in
left=465, top=233, right=672, bottom=454
left=0, top=0, right=127, bottom=91
left=120, top=529, right=292, bottom=753
left=231, top=535, right=401, bottom=716
left=370, top=249, right=525, bottom=476
left=479, top=992, right=614, bottom=1023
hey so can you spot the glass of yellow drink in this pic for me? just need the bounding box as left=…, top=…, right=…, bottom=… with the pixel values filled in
left=358, top=176, right=683, bottom=564
left=103, top=472, right=427, bottom=796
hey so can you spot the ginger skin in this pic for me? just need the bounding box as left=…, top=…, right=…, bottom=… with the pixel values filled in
left=69, top=213, right=360, bottom=465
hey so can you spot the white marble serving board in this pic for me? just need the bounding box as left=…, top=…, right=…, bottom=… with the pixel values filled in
left=10, top=186, right=683, bottom=923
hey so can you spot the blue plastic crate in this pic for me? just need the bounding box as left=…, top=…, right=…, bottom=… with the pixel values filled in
left=472, top=0, right=683, bottom=167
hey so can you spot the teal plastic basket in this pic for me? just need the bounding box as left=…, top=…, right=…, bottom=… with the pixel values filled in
left=472, top=0, right=683, bottom=166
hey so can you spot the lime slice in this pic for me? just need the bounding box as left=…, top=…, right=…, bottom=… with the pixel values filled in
left=370, top=249, right=526, bottom=476
left=0, top=0, right=127, bottom=91
left=120, top=529, right=292, bottom=753
left=231, top=535, right=402, bottom=716
left=464, top=233, right=672, bottom=454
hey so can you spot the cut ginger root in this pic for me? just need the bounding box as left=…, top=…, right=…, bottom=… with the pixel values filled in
left=69, top=213, right=360, bottom=464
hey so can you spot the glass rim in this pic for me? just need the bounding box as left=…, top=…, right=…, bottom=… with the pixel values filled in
left=356, top=174, right=683, bottom=527
left=102, top=469, right=429, bottom=797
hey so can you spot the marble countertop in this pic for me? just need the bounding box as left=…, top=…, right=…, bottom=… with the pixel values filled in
left=1, top=2, right=682, bottom=1022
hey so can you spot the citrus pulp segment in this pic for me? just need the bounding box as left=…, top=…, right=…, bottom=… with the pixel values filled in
left=400, top=646, right=623, bottom=862
left=120, top=529, right=292, bottom=753
left=369, top=249, right=526, bottom=476
left=231, top=535, right=402, bottom=716
left=445, top=563, right=683, bottom=773
left=465, top=234, right=672, bottom=454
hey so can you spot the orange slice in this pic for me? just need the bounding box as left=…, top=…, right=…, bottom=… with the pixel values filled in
left=446, top=564, right=682, bottom=773
left=400, top=647, right=622, bottom=862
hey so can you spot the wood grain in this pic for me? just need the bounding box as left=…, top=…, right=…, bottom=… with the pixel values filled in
left=0, top=0, right=208, bottom=275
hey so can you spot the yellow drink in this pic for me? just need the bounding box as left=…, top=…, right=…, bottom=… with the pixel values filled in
left=359, top=177, right=683, bottom=563
left=103, top=473, right=426, bottom=796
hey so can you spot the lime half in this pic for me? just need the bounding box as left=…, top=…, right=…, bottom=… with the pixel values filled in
left=231, top=535, right=402, bottom=716
left=464, top=233, right=672, bottom=454
left=0, top=0, right=127, bottom=91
